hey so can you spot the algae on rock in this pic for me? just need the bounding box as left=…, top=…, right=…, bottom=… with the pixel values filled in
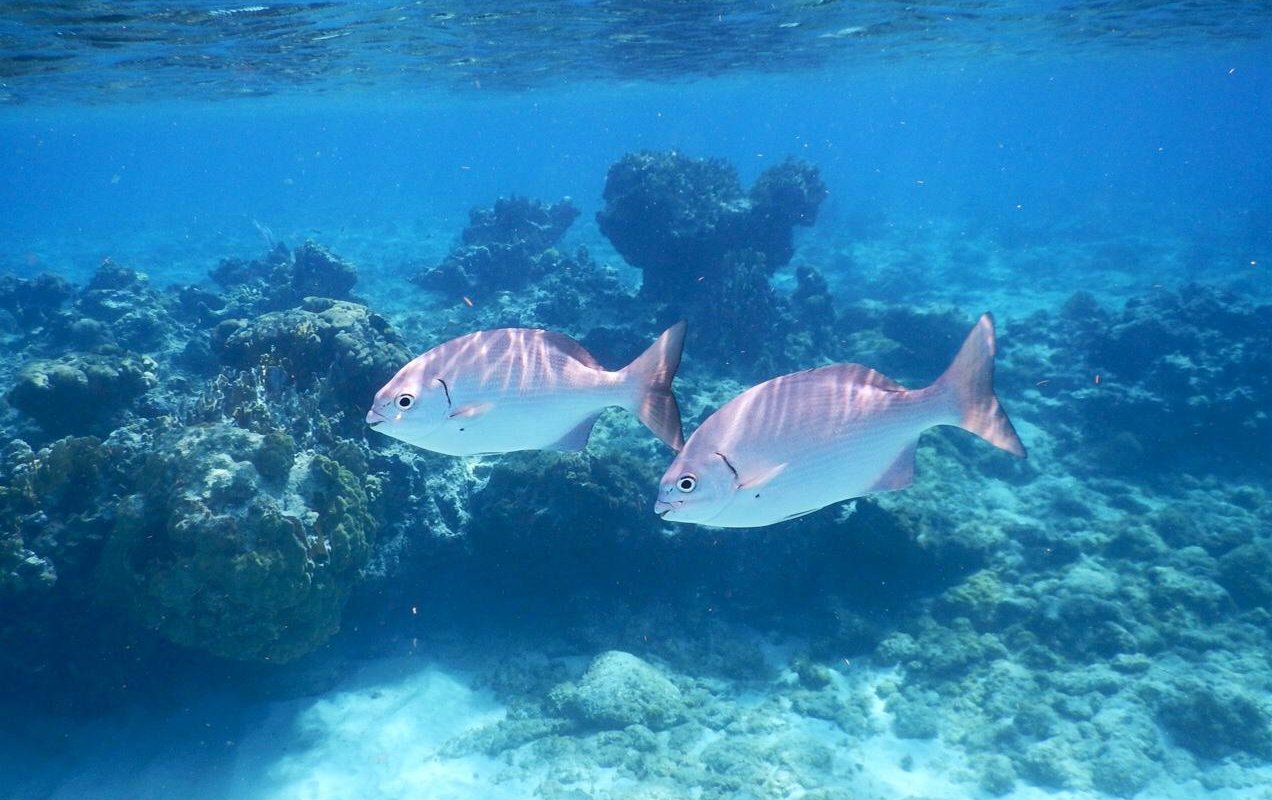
left=553, top=650, right=685, bottom=731
left=99, top=423, right=376, bottom=662
left=8, top=351, right=157, bottom=437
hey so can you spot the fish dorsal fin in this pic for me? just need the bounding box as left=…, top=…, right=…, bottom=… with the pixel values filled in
left=802, top=363, right=906, bottom=393
left=538, top=330, right=603, bottom=370
left=548, top=411, right=603, bottom=451
left=869, top=443, right=917, bottom=493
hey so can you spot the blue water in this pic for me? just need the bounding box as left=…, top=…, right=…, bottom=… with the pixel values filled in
left=5, top=54, right=1268, bottom=284
left=2, top=3, right=1271, bottom=799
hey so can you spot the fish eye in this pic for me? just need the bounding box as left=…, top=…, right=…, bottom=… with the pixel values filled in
left=676, top=475, right=697, bottom=493
left=396, top=393, right=415, bottom=410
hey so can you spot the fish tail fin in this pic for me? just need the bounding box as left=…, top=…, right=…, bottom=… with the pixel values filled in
left=933, top=313, right=1027, bottom=458
left=621, top=321, right=687, bottom=450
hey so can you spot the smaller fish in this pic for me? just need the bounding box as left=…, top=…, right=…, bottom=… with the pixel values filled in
left=368, top=323, right=686, bottom=455
left=656, top=313, right=1026, bottom=528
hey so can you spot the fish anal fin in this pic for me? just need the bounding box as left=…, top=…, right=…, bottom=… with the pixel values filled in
left=739, top=462, right=787, bottom=491
left=869, top=443, right=917, bottom=493
left=548, top=412, right=602, bottom=452
left=449, top=402, right=492, bottom=419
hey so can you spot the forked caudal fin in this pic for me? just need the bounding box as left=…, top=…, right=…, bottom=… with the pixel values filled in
left=933, top=313, right=1027, bottom=458
left=620, top=321, right=687, bottom=451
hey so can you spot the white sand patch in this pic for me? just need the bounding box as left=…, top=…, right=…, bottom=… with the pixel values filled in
left=228, top=658, right=526, bottom=800
left=6, top=653, right=1271, bottom=799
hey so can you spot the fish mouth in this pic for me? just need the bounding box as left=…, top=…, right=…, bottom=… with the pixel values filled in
left=365, top=409, right=388, bottom=427
left=654, top=499, right=679, bottom=519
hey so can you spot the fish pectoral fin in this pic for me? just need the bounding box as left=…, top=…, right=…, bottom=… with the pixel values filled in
left=738, top=462, right=788, bottom=491
left=547, top=412, right=603, bottom=452
left=868, top=443, right=917, bottom=493
left=449, top=402, right=492, bottom=419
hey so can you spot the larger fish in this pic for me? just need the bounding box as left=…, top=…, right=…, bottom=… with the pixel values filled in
left=367, top=323, right=686, bottom=455
left=655, top=313, right=1025, bottom=528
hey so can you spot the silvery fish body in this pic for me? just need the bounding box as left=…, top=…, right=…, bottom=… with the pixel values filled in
left=368, top=324, right=685, bottom=455
left=655, top=314, right=1025, bottom=528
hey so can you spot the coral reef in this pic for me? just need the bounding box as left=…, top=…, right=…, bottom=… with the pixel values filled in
left=72, top=261, right=185, bottom=353
left=596, top=150, right=826, bottom=300
left=99, top=423, right=376, bottom=662
left=0, top=273, right=73, bottom=331
left=412, top=196, right=582, bottom=297
left=211, top=240, right=359, bottom=313
left=0, top=425, right=162, bottom=705
left=2, top=160, right=1270, bottom=799
left=1021, top=285, right=1271, bottom=479
left=0, top=436, right=111, bottom=596
left=0, top=242, right=402, bottom=677
left=7, top=351, right=157, bottom=437
left=593, top=150, right=830, bottom=373
left=212, top=296, right=411, bottom=413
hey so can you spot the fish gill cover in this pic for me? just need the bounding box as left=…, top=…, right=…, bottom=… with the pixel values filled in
left=1, top=3, right=1271, bottom=800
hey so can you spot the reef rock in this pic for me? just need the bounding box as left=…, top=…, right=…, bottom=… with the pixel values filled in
left=1045, top=286, right=1271, bottom=478
left=69, top=261, right=185, bottom=354
left=596, top=150, right=826, bottom=301
left=464, top=451, right=662, bottom=601
left=695, top=248, right=786, bottom=371
left=0, top=273, right=73, bottom=330
left=212, top=241, right=359, bottom=313
left=290, top=240, right=358, bottom=301
left=1217, top=540, right=1272, bottom=610
left=555, top=650, right=684, bottom=731
left=99, top=423, right=376, bottom=662
left=0, top=436, right=122, bottom=596
left=412, top=196, right=582, bottom=297
left=212, top=297, right=410, bottom=412
left=8, top=350, right=157, bottom=437
left=1157, top=679, right=1272, bottom=759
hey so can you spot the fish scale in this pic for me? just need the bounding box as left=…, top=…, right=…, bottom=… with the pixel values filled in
left=368, top=324, right=686, bottom=456
left=656, top=314, right=1025, bottom=528
left=727, top=383, right=942, bottom=520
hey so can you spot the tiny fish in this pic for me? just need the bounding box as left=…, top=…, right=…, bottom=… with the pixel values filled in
left=368, top=323, right=686, bottom=455
left=655, top=313, right=1026, bottom=528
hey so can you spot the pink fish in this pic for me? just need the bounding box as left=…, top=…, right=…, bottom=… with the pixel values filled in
left=655, top=313, right=1026, bottom=528
left=368, top=323, right=685, bottom=455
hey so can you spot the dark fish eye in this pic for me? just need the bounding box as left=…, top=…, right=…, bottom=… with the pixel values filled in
left=677, top=475, right=697, bottom=493
left=396, top=393, right=415, bottom=409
